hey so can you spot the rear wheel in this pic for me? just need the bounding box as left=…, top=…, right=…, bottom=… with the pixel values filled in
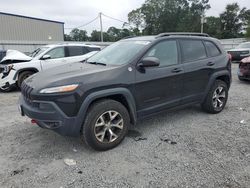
left=81, top=99, right=130, bottom=151
left=17, top=71, right=34, bottom=88
left=202, top=80, right=228, bottom=114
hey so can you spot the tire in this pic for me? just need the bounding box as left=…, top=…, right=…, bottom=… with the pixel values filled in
left=238, top=76, right=245, bottom=81
left=81, top=99, right=130, bottom=151
left=17, top=71, right=34, bottom=88
left=0, top=84, right=15, bottom=92
left=202, top=80, right=228, bottom=114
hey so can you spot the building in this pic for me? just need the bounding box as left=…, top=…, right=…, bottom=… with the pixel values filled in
left=0, top=12, right=64, bottom=52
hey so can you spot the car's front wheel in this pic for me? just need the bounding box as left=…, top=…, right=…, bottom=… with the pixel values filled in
left=202, top=80, right=228, bottom=114
left=81, top=99, right=130, bottom=151
left=0, top=84, right=15, bottom=92
left=17, top=71, right=34, bottom=88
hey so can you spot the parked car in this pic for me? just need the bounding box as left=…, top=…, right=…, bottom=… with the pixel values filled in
left=0, top=43, right=101, bottom=91
left=227, top=42, right=250, bottom=62
left=19, top=33, right=231, bottom=151
left=238, top=56, right=250, bottom=81
left=0, top=50, right=6, bottom=62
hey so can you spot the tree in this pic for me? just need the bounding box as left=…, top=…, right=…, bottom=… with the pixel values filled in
left=220, top=3, right=248, bottom=39
left=203, top=16, right=221, bottom=38
left=128, top=0, right=210, bottom=35
left=246, top=25, right=250, bottom=38
left=70, top=28, right=88, bottom=41
left=64, top=34, right=72, bottom=41
left=89, top=30, right=110, bottom=42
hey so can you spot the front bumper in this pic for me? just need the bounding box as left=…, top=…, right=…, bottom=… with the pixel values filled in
left=19, top=95, right=81, bottom=136
left=0, top=70, right=17, bottom=88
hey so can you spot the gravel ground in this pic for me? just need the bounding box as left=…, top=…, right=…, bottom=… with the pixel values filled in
left=0, top=63, right=249, bottom=188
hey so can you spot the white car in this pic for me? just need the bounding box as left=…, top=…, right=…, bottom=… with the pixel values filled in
left=0, top=43, right=100, bottom=91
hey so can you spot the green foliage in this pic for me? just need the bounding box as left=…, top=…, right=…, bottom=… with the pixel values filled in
left=128, top=0, right=250, bottom=39
left=246, top=25, right=250, bottom=38
left=128, top=0, right=210, bottom=35
left=203, top=16, right=221, bottom=38
left=70, top=28, right=88, bottom=41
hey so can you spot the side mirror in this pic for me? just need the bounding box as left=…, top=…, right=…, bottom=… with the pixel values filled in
left=138, top=57, right=160, bottom=68
left=41, top=54, right=51, bottom=60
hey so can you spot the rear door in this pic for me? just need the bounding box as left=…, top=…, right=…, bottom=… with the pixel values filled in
left=180, top=39, right=219, bottom=104
left=135, top=40, right=184, bottom=117
left=65, top=46, right=90, bottom=62
left=40, top=47, right=67, bottom=70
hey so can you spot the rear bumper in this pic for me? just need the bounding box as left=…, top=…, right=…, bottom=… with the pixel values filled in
left=19, top=95, right=81, bottom=136
left=238, top=68, right=250, bottom=80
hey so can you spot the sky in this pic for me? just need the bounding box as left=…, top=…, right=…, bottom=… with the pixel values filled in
left=1, top=0, right=250, bottom=34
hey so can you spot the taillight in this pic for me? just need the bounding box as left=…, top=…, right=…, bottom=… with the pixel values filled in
left=228, top=53, right=232, bottom=61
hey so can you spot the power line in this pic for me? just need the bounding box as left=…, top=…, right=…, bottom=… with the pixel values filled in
left=101, top=13, right=129, bottom=25
left=65, top=15, right=99, bottom=30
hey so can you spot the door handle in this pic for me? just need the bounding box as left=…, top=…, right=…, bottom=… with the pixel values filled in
left=207, top=62, right=215, bottom=66
left=171, top=68, right=183, bottom=73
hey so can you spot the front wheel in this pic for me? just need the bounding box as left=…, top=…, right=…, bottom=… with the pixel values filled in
left=202, top=80, right=228, bottom=114
left=17, top=71, right=34, bottom=88
left=81, top=99, right=130, bottom=151
left=238, top=76, right=246, bottom=81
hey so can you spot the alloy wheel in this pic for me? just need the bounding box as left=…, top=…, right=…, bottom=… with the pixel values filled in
left=94, top=110, right=124, bottom=143
left=212, top=86, right=226, bottom=109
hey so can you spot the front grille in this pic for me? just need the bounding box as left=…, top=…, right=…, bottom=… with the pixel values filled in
left=21, top=82, right=33, bottom=102
left=228, top=51, right=240, bottom=56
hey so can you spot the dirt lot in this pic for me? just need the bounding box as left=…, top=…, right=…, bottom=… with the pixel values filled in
left=0, top=63, right=249, bottom=188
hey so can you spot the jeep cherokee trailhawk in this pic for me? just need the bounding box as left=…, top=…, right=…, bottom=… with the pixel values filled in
left=19, top=33, right=231, bottom=151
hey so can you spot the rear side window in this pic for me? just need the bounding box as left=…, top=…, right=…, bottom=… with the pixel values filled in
left=204, top=41, right=221, bottom=57
left=67, top=46, right=89, bottom=57
left=180, top=40, right=207, bottom=62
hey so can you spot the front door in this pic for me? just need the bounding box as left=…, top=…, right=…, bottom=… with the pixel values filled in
left=40, top=47, right=67, bottom=70
left=135, top=40, right=184, bottom=117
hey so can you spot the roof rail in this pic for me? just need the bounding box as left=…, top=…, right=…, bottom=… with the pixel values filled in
left=156, top=32, right=210, bottom=38
left=122, top=35, right=137, bottom=40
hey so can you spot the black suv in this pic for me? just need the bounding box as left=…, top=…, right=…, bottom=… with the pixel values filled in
left=19, top=33, right=231, bottom=151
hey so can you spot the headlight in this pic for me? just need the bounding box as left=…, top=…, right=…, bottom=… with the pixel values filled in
left=3, top=64, right=14, bottom=73
left=39, top=84, right=79, bottom=94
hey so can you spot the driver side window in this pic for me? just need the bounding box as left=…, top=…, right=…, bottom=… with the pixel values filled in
left=45, top=47, right=65, bottom=59
left=144, top=40, right=178, bottom=67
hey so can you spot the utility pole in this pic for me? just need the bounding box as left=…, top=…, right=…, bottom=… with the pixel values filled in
left=99, top=12, right=103, bottom=42
left=201, top=14, right=204, bottom=33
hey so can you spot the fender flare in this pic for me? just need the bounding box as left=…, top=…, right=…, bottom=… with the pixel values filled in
left=75, top=87, right=137, bottom=132
left=202, top=70, right=231, bottom=102
left=13, top=68, right=39, bottom=80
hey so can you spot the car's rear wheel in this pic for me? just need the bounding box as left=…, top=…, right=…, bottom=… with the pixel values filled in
left=81, top=99, right=129, bottom=151
left=17, top=71, right=34, bottom=88
left=202, top=80, right=228, bottom=114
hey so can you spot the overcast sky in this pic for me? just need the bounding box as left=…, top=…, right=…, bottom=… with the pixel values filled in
left=1, top=0, right=250, bottom=34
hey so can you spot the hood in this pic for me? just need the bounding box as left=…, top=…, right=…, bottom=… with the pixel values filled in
left=25, top=61, right=117, bottom=90
left=228, top=48, right=250, bottom=52
left=0, top=50, right=32, bottom=64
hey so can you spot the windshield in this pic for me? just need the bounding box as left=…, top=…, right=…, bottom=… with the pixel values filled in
left=87, top=40, right=151, bottom=65
left=236, top=43, right=250, bottom=49
left=30, top=47, right=49, bottom=57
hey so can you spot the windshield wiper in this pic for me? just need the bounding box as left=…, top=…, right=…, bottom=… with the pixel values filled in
left=86, top=61, right=106, bottom=66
